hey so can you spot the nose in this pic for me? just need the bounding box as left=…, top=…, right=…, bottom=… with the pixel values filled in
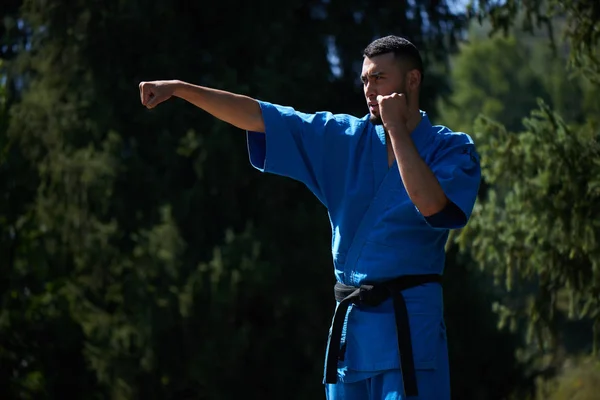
left=364, top=81, right=377, bottom=100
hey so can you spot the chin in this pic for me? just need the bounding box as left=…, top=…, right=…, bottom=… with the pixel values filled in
left=369, top=114, right=383, bottom=125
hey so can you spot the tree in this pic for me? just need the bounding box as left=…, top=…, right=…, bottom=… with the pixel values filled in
left=469, top=0, right=600, bottom=82
left=438, top=34, right=547, bottom=134
left=439, top=16, right=599, bottom=135
left=444, top=0, right=600, bottom=392
left=2, top=1, right=488, bottom=399
left=457, top=98, right=600, bottom=352
left=535, top=357, right=600, bottom=400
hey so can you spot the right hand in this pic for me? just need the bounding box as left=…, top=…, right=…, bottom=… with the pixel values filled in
left=139, top=80, right=178, bottom=109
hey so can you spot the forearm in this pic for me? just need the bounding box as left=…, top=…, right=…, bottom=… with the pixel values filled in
left=390, top=130, right=448, bottom=216
left=173, top=81, right=265, bottom=133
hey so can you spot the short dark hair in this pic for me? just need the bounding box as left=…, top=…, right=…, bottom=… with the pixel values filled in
left=363, top=35, right=424, bottom=84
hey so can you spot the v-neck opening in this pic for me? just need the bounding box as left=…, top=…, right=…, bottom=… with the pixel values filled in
left=371, top=124, right=397, bottom=192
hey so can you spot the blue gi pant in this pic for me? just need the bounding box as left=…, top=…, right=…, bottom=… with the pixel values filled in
left=325, top=328, right=450, bottom=400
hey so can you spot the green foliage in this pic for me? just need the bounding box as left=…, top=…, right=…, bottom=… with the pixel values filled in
left=442, top=3, right=600, bottom=395
left=4, top=1, right=513, bottom=399
left=440, top=35, right=546, bottom=133
left=535, top=356, right=600, bottom=400
left=440, top=20, right=599, bottom=135
left=470, top=0, right=600, bottom=82
left=456, top=100, right=600, bottom=350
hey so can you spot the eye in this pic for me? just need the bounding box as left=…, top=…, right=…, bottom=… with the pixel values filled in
left=361, top=75, right=382, bottom=85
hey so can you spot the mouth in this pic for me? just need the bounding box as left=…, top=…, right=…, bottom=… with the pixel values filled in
left=368, top=104, right=379, bottom=113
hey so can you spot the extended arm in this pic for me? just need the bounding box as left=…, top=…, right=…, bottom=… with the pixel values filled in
left=139, top=80, right=265, bottom=133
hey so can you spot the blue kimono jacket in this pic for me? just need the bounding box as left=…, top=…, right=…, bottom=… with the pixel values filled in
left=246, top=100, right=481, bottom=382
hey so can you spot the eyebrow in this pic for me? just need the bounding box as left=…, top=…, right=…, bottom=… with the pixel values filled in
left=361, top=71, right=384, bottom=80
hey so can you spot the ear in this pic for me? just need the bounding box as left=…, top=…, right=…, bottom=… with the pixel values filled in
left=406, top=69, right=421, bottom=91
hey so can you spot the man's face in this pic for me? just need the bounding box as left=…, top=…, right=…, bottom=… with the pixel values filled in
left=361, top=53, right=407, bottom=125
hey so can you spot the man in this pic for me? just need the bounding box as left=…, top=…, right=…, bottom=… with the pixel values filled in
left=139, top=35, right=481, bottom=399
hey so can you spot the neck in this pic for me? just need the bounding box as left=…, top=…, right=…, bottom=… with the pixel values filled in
left=405, top=105, right=422, bottom=133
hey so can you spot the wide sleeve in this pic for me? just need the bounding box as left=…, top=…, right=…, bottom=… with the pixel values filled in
left=422, top=134, right=482, bottom=230
left=246, top=100, right=340, bottom=206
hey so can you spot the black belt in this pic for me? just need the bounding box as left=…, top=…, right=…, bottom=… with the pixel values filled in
left=324, top=274, right=442, bottom=397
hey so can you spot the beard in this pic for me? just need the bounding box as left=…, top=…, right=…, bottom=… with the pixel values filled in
left=369, top=113, right=383, bottom=125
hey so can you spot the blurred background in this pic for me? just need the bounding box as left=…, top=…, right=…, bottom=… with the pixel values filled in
left=1, top=0, right=599, bottom=399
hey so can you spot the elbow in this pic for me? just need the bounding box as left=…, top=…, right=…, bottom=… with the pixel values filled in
left=413, top=194, right=449, bottom=217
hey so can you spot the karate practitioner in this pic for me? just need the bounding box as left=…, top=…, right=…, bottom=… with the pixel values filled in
left=139, top=35, right=481, bottom=399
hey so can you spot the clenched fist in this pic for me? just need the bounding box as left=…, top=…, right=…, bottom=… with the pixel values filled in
left=139, top=80, right=179, bottom=109
left=376, top=93, right=408, bottom=132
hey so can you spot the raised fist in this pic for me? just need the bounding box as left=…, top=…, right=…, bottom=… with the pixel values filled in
left=139, top=80, right=178, bottom=109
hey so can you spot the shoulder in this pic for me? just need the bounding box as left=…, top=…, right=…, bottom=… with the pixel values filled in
left=430, top=124, right=477, bottom=154
left=431, top=124, right=476, bottom=148
left=428, top=124, right=480, bottom=164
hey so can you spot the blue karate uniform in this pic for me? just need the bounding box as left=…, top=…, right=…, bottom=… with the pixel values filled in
left=246, top=101, right=481, bottom=399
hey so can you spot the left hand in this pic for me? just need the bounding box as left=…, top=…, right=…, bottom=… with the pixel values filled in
left=376, top=93, right=408, bottom=132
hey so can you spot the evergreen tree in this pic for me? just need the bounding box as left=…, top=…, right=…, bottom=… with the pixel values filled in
left=2, top=1, right=494, bottom=399
left=446, top=1, right=600, bottom=395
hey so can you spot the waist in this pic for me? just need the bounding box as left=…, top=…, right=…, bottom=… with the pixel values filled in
left=334, top=274, right=442, bottom=306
